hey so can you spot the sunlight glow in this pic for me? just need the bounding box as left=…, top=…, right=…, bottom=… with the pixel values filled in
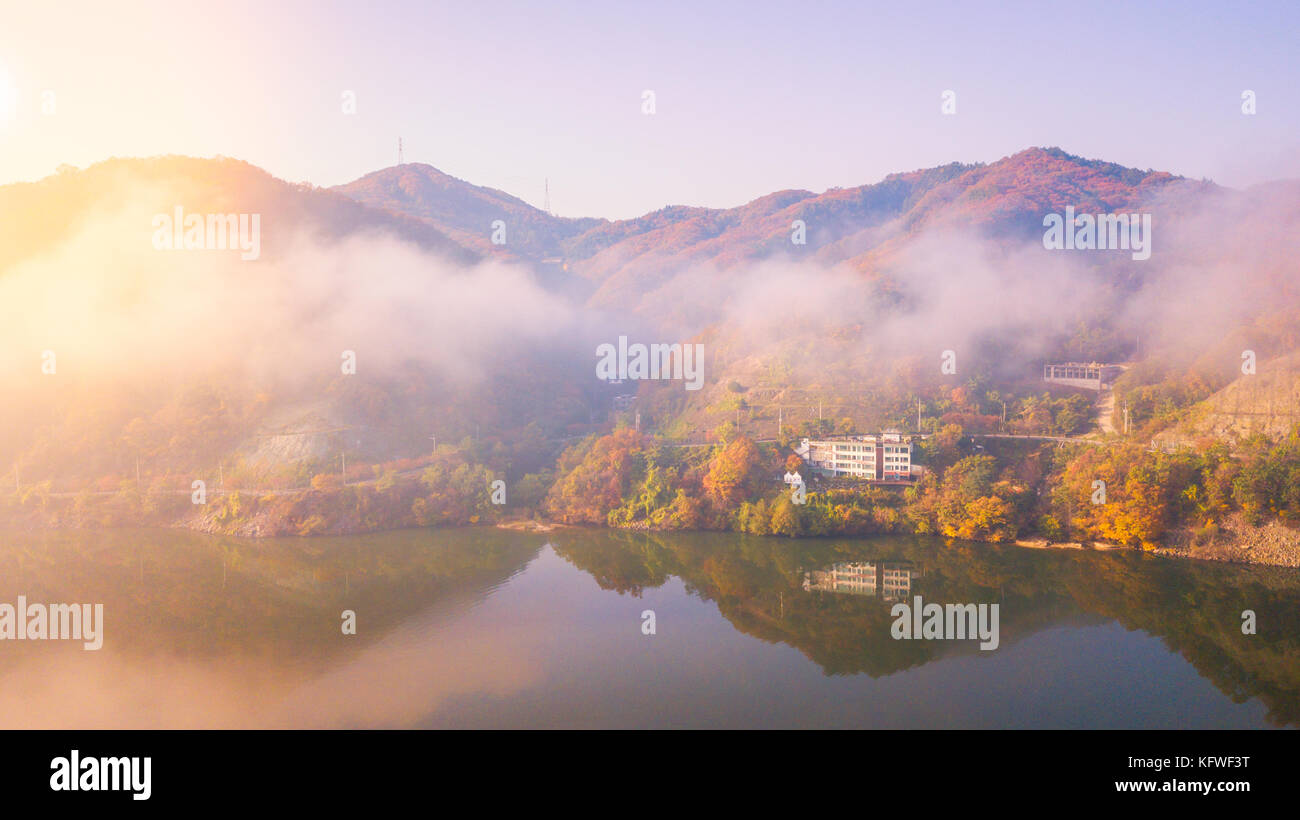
left=0, top=65, right=17, bottom=124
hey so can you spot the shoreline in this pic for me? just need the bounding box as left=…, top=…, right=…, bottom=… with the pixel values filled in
left=4, top=512, right=1297, bottom=569
left=1012, top=518, right=1300, bottom=568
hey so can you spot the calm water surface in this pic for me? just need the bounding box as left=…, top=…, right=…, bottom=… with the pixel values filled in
left=1, top=527, right=1297, bottom=728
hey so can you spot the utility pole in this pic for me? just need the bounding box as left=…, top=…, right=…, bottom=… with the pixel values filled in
left=778, top=406, right=783, bottom=436
left=341, top=451, right=347, bottom=485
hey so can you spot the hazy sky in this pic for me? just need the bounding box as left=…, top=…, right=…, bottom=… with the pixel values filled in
left=0, top=0, right=1296, bottom=218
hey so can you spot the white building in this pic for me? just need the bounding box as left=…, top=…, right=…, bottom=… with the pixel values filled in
left=802, top=562, right=879, bottom=596
left=802, top=560, right=921, bottom=600
left=881, top=563, right=920, bottom=601
left=799, top=432, right=915, bottom=481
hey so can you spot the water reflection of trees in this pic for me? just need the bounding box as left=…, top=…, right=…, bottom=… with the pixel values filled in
left=550, top=530, right=1300, bottom=726
left=4, top=526, right=1297, bottom=725
left=0, top=528, right=542, bottom=663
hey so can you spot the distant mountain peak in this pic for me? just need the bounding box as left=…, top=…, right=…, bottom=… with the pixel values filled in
left=324, top=147, right=1217, bottom=307
left=332, top=161, right=603, bottom=259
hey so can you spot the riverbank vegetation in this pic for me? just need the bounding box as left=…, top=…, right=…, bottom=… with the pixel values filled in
left=7, top=416, right=1300, bottom=563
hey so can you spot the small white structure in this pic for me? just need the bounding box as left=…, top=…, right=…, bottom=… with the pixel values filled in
left=783, top=470, right=803, bottom=485
left=1043, top=362, right=1123, bottom=391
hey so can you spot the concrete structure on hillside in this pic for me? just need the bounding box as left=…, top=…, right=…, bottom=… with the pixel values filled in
left=796, top=431, right=916, bottom=481
left=1042, top=362, right=1124, bottom=391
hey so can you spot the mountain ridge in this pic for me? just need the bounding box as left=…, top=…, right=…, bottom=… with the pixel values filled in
left=328, top=146, right=1202, bottom=308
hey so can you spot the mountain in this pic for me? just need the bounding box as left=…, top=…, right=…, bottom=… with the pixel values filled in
left=2, top=147, right=1297, bottom=496
left=332, top=148, right=1201, bottom=314
left=331, top=163, right=603, bottom=260
left=0, top=155, right=478, bottom=274
left=0, top=156, right=591, bottom=489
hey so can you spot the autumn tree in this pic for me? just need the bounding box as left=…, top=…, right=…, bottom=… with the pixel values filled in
left=545, top=430, right=645, bottom=524
left=703, top=437, right=764, bottom=510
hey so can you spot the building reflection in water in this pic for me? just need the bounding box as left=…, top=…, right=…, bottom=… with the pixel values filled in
left=802, top=561, right=921, bottom=601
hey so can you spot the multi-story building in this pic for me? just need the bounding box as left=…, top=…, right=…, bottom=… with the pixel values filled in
left=880, top=562, right=920, bottom=601
left=802, top=562, right=879, bottom=596
left=798, top=431, right=915, bottom=481
left=802, top=560, right=921, bottom=600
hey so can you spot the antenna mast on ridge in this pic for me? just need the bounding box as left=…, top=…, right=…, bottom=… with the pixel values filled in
left=398, top=138, right=404, bottom=166
left=544, top=178, right=551, bottom=215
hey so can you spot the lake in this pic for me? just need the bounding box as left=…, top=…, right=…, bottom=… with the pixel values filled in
left=1, top=526, right=1297, bottom=728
